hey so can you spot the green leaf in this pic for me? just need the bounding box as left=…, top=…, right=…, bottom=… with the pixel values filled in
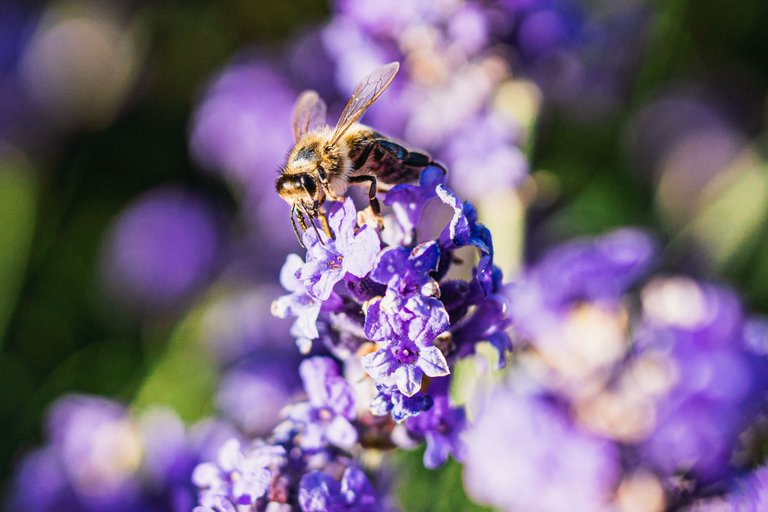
left=0, top=157, right=37, bottom=347
left=392, top=448, right=495, bottom=512
left=132, top=304, right=218, bottom=422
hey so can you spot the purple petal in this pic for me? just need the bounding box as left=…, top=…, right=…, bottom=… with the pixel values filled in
left=395, top=364, right=423, bottom=397
left=329, top=198, right=357, bottom=247
left=436, top=184, right=470, bottom=246
left=299, top=471, right=342, bottom=512
left=370, top=247, right=411, bottom=287
left=364, top=297, right=395, bottom=342
left=290, top=299, right=321, bottom=341
left=326, top=378, right=357, bottom=420
left=191, top=463, right=222, bottom=488
left=279, top=254, right=305, bottom=293
left=340, top=466, right=377, bottom=506
left=232, top=466, right=271, bottom=503
left=488, top=331, right=513, bottom=369
left=361, top=348, right=397, bottom=381
left=301, top=260, right=345, bottom=301
left=341, top=225, right=380, bottom=277
left=423, top=432, right=451, bottom=469
left=384, top=165, right=445, bottom=234
left=417, top=346, right=450, bottom=377
left=410, top=241, right=441, bottom=275
left=408, top=296, right=450, bottom=346
left=300, top=357, right=338, bottom=407
left=325, top=416, right=358, bottom=449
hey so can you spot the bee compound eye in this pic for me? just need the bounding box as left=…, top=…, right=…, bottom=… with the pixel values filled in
left=300, top=175, right=316, bottom=196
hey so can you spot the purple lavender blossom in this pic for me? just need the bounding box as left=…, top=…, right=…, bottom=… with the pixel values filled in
left=370, top=241, right=441, bottom=296
left=298, top=466, right=378, bottom=512
left=101, top=187, right=223, bottom=311
left=324, top=0, right=529, bottom=201
left=8, top=394, right=214, bottom=512
left=216, top=358, right=300, bottom=437
left=272, top=253, right=323, bottom=348
left=364, top=294, right=448, bottom=348
left=189, top=62, right=295, bottom=189
left=637, top=278, right=768, bottom=484
left=362, top=294, right=450, bottom=396
left=361, top=333, right=450, bottom=397
left=193, top=438, right=287, bottom=510
left=686, top=464, right=768, bottom=511
left=288, top=357, right=358, bottom=450
left=299, top=198, right=381, bottom=301
left=509, top=228, right=655, bottom=340
left=452, top=293, right=513, bottom=367
left=405, top=394, right=466, bottom=469
left=383, top=165, right=445, bottom=240
left=463, top=388, right=620, bottom=512
left=370, top=384, right=434, bottom=422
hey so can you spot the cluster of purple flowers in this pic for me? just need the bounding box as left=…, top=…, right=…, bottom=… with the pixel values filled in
left=461, top=230, right=768, bottom=511
left=7, top=394, right=237, bottom=512
left=191, top=163, right=510, bottom=509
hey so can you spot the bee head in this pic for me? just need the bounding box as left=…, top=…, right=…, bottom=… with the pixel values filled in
left=276, top=172, right=326, bottom=214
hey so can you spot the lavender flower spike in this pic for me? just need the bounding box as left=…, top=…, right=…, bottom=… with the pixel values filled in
left=299, top=198, right=381, bottom=301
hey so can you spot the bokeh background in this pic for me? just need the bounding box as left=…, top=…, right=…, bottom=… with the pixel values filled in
left=3, top=0, right=768, bottom=510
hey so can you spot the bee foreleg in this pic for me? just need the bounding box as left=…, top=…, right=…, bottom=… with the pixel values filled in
left=318, top=209, right=333, bottom=240
left=291, top=206, right=306, bottom=248
left=301, top=203, right=325, bottom=246
left=349, top=175, right=381, bottom=216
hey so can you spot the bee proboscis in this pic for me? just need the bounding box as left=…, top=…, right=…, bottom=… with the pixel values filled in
left=276, top=61, right=441, bottom=247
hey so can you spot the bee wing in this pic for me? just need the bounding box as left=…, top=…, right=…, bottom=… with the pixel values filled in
left=331, top=62, right=400, bottom=144
left=292, top=90, right=327, bottom=141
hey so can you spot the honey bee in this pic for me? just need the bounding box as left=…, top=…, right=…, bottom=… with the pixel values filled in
left=276, top=62, right=439, bottom=246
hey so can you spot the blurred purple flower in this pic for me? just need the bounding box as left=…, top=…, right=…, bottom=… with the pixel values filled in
left=453, top=294, right=513, bottom=367
left=216, top=358, right=299, bottom=437
left=298, top=466, right=378, bottom=512
left=509, top=228, right=655, bottom=340
left=637, top=278, right=768, bottom=484
left=463, top=389, right=620, bottom=512
left=405, top=394, right=466, bottom=469
left=8, top=394, right=214, bottom=512
left=687, top=464, right=768, bottom=511
left=190, top=62, right=295, bottom=189
left=101, top=187, right=223, bottom=311
left=202, top=286, right=294, bottom=365
left=287, top=357, right=358, bottom=450
left=193, top=438, right=287, bottom=509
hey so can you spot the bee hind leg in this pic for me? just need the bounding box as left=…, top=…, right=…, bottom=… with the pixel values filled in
left=349, top=174, right=383, bottom=230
